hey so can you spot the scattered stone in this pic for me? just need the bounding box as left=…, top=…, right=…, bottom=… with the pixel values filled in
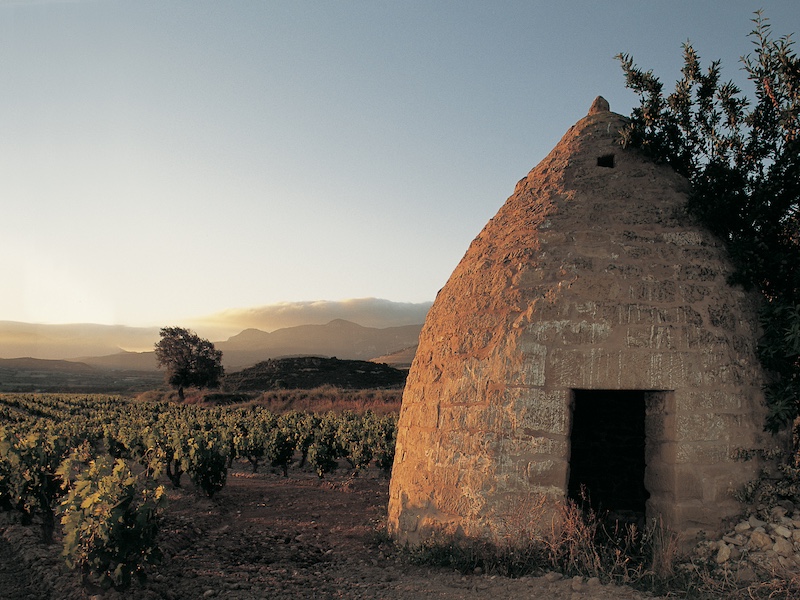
left=543, top=571, right=563, bottom=583
left=587, top=576, right=601, bottom=587
left=715, top=542, right=731, bottom=564
left=772, top=524, right=792, bottom=538
left=773, top=537, right=793, bottom=557
left=734, top=521, right=751, bottom=534
left=749, top=515, right=768, bottom=529
left=771, top=506, right=788, bottom=521
left=749, top=530, right=773, bottom=551
left=723, top=535, right=744, bottom=546
left=570, top=575, right=585, bottom=592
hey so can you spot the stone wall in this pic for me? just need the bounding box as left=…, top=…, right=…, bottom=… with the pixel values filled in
left=388, top=103, right=786, bottom=546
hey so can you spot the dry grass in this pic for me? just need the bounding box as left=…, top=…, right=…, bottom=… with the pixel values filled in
left=684, top=561, right=800, bottom=600
left=407, top=496, right=685, bottom=593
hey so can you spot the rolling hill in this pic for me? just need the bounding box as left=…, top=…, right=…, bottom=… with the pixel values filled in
left=223, top=356, right=407, bottom=391
left=215, top=319, right=421, bottom=369
left=0, top=319, right=422, bottom=393
left=64, top=319, right=420, bottom=372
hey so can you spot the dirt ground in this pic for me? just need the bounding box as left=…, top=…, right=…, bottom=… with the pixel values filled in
left=1, top=464, right=661, bottom=600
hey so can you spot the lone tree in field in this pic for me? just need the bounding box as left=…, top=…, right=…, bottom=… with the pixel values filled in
left=154, top=327, right=224, bottom=400
left=617, top=11, right=799, bottom=430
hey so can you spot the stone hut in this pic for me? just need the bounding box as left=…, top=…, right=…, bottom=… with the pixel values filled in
left=388, top=97, right=784, bottom=546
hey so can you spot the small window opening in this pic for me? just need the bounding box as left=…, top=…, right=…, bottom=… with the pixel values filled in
left=597, top=154, right=615, bottom=168
left=568, top=390, right=649, bottom=523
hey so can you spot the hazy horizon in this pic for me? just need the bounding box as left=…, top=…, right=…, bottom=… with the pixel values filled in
left=0, top=297, right=432, bottom=359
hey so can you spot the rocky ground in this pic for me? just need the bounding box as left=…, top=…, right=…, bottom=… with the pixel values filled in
left=1, top=464, right=664, bottom=600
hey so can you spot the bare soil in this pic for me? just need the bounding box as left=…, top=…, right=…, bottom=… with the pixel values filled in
left=0, top=464, right=659, bottom=600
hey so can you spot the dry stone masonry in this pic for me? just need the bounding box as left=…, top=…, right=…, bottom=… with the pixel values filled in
left=388, top=98, right=787, bottom=547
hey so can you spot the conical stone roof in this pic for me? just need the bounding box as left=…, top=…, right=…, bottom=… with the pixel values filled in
left=388, top=98, right=780, bottom=545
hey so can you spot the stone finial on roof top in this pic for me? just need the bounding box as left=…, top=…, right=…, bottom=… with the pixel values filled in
left=588, top=96, right=610, bottom=115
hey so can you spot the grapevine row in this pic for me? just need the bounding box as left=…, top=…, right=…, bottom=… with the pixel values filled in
left=0, top=393, right=398, bottom=590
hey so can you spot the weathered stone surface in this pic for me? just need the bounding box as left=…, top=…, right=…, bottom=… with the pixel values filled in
left=716, top=542, right=731, bottom=564
left=587, top=95, right=610, bottom=115
left=734, top=521, right=751, bottom=534
left=773, top=537, right=794, bottom=557
left=388, top=98, right=784, bottom=547
left=772, top=524, right=792, bottom=538
left=749, top=515, right=768, bottom=529
left=749, top=530, right=773, bottom=551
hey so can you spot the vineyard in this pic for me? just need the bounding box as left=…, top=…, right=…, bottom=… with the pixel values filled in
left=0, top=393, right=397, bottom=593
left=0, top=394, right=672, bottom=600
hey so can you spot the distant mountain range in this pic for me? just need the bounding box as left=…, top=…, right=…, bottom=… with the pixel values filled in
left=215, top=319, right=421, bottom=369
left=0, top=319, right=421, bottom=372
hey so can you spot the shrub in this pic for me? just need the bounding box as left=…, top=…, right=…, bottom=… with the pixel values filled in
left=185, top=430, right=228, bottom=498
left=336, top=411, right=374, bottom=474
left=617, top=11, right=799, bottom=430
left=372, top=412, right=398, bottom=475
left=0, top=429, right=71, bottom=542
left=307, top=413, right=340, bottom=478
left=58, top=455, right=165, bottom=590
left=266, top=414, right=296, bottom=476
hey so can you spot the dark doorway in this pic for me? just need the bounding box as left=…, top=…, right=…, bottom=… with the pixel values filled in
left=568, top=390, right=649, bottom=518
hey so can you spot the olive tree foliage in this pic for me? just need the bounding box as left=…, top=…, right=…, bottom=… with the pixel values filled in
left=617, top=11, right=799, bottom=431
left=154, top=327, right=224, bottom=400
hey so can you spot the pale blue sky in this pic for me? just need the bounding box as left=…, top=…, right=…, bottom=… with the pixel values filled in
left=1, top=1, right=797, bottom=329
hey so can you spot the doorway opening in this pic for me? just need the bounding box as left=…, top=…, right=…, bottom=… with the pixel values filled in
left=568, top=389, right=649, bottom=520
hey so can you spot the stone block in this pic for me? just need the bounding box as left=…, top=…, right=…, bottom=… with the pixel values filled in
left=675, top=413, right=729, bottom=442
left=625, top=325, right=676, bottom=350
left=672, top=502, right=714, bottom=529
left=680, top=283, right=712, bottom=302
left=675, top=390, right=744, bottom=412
left=673, top=468, right=704, bottom=502
left=660, top=231, right=707, bottom=247
left=518, top=343, right=547, bottom=387
left=645, top=412, right=668, bottom=443
left=676, top=264, right=720, bottom=282
left=644, top=460, right=674, bottom=495
left=525, top=458, right=568, bottom=489
left=513, top=390, right=570, bottom=436
left=628, top=280, right=677, bottom=302
left=708, top=304, right=737, bottom=331
left=674, top=442, right=730, bottom=464
left=548, top=348, right=692, bottom=390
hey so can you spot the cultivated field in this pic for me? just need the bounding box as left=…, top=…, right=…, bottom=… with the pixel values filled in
left=2, top=393, right=798, bottom=599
